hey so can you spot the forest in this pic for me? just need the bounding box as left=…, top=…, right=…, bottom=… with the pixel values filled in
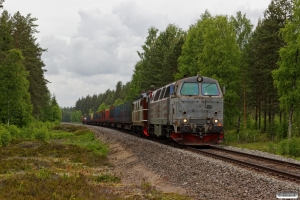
left=65, top=0, right=300, bottom=142
left=1, top=0, right=300, bottom=143
left=0, top=5, right=61, bottom=126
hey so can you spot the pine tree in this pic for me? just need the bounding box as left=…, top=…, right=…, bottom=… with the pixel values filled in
left=135, top=25, right=185, bottom=91
left=246, top=0, right=292, bottom=132
left=50, top=95, right=62, bottom=122
left=0, top=10, right=13, bottom=59
left=11, top=12, right=50, bottom=120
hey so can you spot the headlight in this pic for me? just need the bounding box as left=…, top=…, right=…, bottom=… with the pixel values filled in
left=197, top=76, right=203, bottom=82
left=182, top=118, right=189, bottom=124
left=214, top=119, right=219, bottom=124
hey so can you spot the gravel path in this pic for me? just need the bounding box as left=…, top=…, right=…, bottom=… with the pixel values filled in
left=89, top=125, right=300, bottom=200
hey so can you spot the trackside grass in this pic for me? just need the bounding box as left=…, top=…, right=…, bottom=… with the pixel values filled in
left=0, top=123, right=190, bottom=199
left=223, top=130, right=300, bottom=161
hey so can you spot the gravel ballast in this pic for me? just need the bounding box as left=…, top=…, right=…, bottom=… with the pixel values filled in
left=89, top=125, right=300, bottom=200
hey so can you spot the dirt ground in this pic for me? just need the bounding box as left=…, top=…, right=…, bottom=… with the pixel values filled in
left=94, top=128, right=187, bottom=195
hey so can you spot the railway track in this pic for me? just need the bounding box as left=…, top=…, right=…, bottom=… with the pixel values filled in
left=85, top=124, right=300, bottom=183
left=135, top=132, right=300, bottom=183
left=186, top=145, right=300, bottom=183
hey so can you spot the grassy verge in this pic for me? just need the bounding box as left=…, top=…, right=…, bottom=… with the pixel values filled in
left=0, top=123, right=190, bottom=200
left=223, top=130, right=300, bottom=161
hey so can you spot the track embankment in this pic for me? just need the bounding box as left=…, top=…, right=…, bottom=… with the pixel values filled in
left=89, top=125, right=299, bottom=200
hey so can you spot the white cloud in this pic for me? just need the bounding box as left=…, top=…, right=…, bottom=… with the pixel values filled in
left=3, top=0, right=271, bottom=107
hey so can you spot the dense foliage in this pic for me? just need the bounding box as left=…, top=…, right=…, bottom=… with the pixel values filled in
left=2, top=0, right=300, bottom=140
left=176, top=11, right=242, bottom=127
left=0, top=9, right=61, bottom=126
left=66, top=0, right=300, bottom=140
left=272, top=0, right=300, bottom=139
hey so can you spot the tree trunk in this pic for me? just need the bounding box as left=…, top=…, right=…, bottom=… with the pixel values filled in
left=280, top=111, right=282, bottom=124
left=264, top=99, right=267, bottom=133
left=243, top=77, right=247, bottom=130
left=255, top=105, right=258, bottom=129
left=288, top=104, right=293, bottom=140
left=258, top=98, right=261, bottom=131
left=269, top=99, right=271, bottom=124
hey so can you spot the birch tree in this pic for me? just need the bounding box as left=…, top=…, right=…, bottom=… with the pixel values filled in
left=0, top=49, right=32, bottom=126
left=272, top=0, right=300, bottom=139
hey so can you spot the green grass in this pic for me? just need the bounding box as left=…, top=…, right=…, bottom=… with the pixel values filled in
left=0, top=123, right=191, bottom=199
left=50, top=124, right=109, bottom=157
left=94, top=174, right=121, bottom=183
left=223, top=131, right=300, bottom=160
left=0, top=171, right=124, bottom=200
left=228, top=142, right=274, bottom=152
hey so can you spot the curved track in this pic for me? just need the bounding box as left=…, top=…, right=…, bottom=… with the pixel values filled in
left=83, top=124, right=300, bottom=183
left=186, top=146, right=300, bottom=183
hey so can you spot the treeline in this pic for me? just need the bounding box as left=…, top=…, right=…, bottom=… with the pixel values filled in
left=0, top=7, right=61, bottom=126
left=66, top=0, right=300, bottom=139
left=61, top=81, right=130, bottom=122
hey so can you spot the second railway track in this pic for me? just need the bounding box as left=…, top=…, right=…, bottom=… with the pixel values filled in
left=186, top=145, right=300, bottom=183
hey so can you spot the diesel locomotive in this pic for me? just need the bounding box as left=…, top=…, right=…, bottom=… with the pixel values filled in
left=82, top=75, right=224, bottom=145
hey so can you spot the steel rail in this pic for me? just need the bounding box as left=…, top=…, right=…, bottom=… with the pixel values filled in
left=210, top=145, right=300, bottom=168
left=186, top=146, right=300, bottom=182
left=85, top=124, right=300, bottom=182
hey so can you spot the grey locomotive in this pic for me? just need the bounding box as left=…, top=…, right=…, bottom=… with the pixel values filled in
left=137, top=75, right=224, bottom=145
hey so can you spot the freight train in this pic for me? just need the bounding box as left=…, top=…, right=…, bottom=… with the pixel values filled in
left=82, top=75, right=224, bottom=145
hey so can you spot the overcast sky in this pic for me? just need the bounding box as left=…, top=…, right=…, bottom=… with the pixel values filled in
left=3, top=0, right=271, bottom=107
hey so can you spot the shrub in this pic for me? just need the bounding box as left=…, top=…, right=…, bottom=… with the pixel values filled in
left=277, top=139, right=289, bottom=155
left=267, top=142, right=277, bottom=154
left=5, top=125, right=21, bottom=139
left=287, top=138, right=300, bottom=157
left=34, top=127, right=50, bottom=141
left=20, top=127, right=34, bottom=139
left=0, top=125, right=11, bottom=146
left=277, top=138, right=300, bottom=157
left=275, top=120, right=288, bottom=141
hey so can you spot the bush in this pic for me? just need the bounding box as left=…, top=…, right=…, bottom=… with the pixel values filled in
left=267, top=142, right=277, bottom=154
left=275, top=121, right=288, bottom=141
left=0, top=125, right=11, bottom=146
left=287, top=138, right=300, bottom=157
left=225, top=128, right=263, bottom=143
left=277, top=138, right=300, bottom=157
left=20, top=127, right=34, bottom=139
left=5, top=125, right=21, bottom=139
left=277, top=139, right=289, bottom=155
left=33, top=127, right=50, bottom=141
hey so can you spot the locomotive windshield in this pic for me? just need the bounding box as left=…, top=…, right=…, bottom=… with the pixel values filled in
left=201, top=83, right=219, bottom=96
left=180, top=83, right=199, bottom=95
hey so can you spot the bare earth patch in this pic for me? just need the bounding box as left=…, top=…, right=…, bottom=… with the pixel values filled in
left=94, top=128, right=187, bottom=196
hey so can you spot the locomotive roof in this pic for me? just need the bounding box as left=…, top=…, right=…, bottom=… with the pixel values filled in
left=155, top=75, right=218, bottom=91
left=179, top=75, right=218, bottom=83
left=134, top=75, right=219, bottom=100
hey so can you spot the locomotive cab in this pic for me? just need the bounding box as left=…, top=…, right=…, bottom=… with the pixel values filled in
left=149, top=75, right=224, bottom=145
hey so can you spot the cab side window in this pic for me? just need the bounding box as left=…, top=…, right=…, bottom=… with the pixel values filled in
left=159, top=87, right=166, bottom=100
left=154, top=89, right=161, bottom=101
left=163, top=86, right=170, bottom=98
